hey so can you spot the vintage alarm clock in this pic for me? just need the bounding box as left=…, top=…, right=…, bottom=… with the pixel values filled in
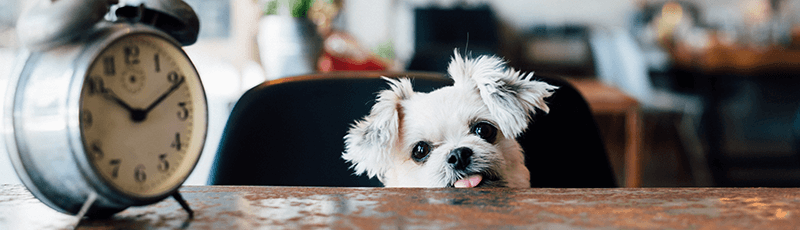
left=6, top=0, right=207, bottom=218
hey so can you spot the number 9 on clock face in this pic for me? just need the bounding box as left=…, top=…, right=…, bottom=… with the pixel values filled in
left=79, top=34, right=207, bottom=198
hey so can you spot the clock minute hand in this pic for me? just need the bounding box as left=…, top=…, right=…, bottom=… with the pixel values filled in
left=143, top=77, right=185, bottom=115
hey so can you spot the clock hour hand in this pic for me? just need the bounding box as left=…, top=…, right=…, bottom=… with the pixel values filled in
left=101, top=88, right=151, bottom=122
left=101, top=87, right=137, bottom=115
left=142, top=76, right=185, bottom=115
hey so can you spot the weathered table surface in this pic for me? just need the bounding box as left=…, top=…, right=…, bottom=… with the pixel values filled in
left=1, top=184, right=799, bottom=229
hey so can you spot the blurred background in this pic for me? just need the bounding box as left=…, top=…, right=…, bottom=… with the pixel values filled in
left=2, top=0, right=800, bottom=187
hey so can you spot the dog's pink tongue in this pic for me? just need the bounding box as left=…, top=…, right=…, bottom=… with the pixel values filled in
left=454, top=175, right=483, bottom=188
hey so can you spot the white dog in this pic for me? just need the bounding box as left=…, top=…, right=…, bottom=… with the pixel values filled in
left=342, top=50, right=558, bottom=188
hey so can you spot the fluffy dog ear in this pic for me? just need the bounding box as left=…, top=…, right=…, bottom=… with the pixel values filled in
left=448, top=50, right=558, bottom=138
left=343, top=77, right=414, bottom=180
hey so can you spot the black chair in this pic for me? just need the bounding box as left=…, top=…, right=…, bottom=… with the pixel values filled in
left=208, top=72, right=616, bottom=187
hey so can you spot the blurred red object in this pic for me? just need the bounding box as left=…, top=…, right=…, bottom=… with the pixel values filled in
left=318, top=50, right=388, bottom=72
left=310, top=0, right=389, bottom=72
left=316, top=30, right=389, bottom=72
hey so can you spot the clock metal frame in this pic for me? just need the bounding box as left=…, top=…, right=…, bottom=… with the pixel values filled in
left=5, top=21, right=208, bottom=216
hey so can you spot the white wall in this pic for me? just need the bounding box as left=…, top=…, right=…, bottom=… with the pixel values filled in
left=0, top=50, right=19, bottom=185
left=491, top=0, right=637, bottom=29
left=342, top=0, right=638, bottom=68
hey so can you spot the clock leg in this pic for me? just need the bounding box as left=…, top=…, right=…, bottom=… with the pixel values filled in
left=74, top=192, right=98, bottom=227
left=172, top=191, right=194, bottom=219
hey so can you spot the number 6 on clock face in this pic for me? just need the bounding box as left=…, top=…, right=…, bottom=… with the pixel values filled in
left=79, top=34, right=207, bottom=198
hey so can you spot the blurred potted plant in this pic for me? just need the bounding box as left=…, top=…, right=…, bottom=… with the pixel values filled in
left=257, top=0, right=322, bottom=80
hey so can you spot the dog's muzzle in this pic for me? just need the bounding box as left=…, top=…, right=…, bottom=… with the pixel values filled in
left=448, top=147, right=473, bottom=170
left=448, top=147, right=506, bottom=188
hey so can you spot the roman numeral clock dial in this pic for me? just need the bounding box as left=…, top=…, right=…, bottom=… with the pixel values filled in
left=79, top=34, right=207, bottom=198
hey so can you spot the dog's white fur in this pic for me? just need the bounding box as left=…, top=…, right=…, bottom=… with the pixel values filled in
left=343, top=50, right=557, bottom=187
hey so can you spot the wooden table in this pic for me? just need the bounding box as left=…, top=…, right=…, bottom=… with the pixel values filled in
left=2, top=185, right=799, bottom=229
left=568, top=79, right=642, bottom=188
left=670, top=32, right=800, bottom=76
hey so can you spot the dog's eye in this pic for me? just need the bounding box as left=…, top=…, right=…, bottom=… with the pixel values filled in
left=471, top=122, right=497, bottom=143
left=411, top=141, right=432, bottom=162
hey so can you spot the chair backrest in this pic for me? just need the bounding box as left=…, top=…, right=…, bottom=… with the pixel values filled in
left=208, top=72, right=616, bottom=187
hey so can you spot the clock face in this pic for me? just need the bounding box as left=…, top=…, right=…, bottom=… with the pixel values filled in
left=79, top=33, right=207, bottom=198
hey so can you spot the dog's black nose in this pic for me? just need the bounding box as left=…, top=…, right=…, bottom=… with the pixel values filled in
left=448, top=147, right=473, bottom=170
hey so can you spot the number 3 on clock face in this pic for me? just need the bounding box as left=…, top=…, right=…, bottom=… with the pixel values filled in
left=79, top=34, right=207, bottom=198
